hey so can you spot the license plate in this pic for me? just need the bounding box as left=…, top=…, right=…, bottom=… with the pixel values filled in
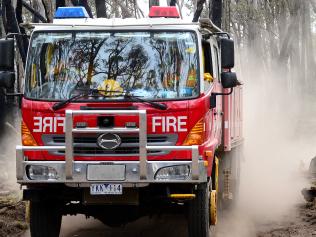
left=87, top=165, right=125, bottom=181
left=90, top=183, right=123, bottom=195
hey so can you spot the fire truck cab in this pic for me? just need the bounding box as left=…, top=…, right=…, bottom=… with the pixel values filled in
left=0, top=6, right=242, bottom=237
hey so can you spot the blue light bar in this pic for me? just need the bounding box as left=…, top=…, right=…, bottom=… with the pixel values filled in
left=54, top=7, right=90, bottom=19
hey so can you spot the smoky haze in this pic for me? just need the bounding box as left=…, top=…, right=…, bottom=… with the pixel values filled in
left=215, top=44, right=316, bottom=236
left=214, top=0, right=316, bottom=235
left=0, top=103, right=21, bottom=192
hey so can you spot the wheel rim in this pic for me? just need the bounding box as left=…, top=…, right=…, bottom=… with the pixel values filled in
left=210, top=190, right=217, bottom=225
left=210, top=156, right=219, bottom=225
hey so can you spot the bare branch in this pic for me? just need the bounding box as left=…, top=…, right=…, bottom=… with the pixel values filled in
left=135, top=1, right=145, bottom=18
left=310, top=0, right=316, bottom=13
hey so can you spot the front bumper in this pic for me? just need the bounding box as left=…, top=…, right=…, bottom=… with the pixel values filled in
left=16, top=160, right=207, bottom=187
left=17, top=109, right=206, bottom=186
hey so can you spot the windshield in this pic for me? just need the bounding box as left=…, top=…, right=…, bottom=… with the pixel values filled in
left=25, top=31, right=200, bottom=101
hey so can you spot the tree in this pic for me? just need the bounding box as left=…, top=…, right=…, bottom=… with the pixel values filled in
left=95, top=0, right=107, bottom=18
left=193, top=0, right=206, bottom=22
left=31, top=0, right=46, bottom=23
left=210, top=0, right=222, bottom=28
left=149, top=0, right=160, bottom=8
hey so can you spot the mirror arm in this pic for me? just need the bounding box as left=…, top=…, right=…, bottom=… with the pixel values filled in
left=202, top=32, right=231, bottom=40
left=210, top=88, right=233, bottom=109
left=212, top=88, right=233, bottom=97
left=5, top=92, right=23, bottom=97
left=6, top=32, right=28, bottom=39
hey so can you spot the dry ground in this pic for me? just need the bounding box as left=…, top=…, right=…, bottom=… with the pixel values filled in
left=257, top=203, right=316, bottom=237
left=16, top=201, right=316, bottom=237
left=0, top=186, right=27, bottom=237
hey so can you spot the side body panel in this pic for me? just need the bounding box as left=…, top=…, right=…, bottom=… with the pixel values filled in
left=223, top=85, right=243, bottom=151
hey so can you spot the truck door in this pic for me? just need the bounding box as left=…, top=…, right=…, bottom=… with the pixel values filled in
left=202, top=39, right=222, bottom=141
left=210, top=41, right=223, bottom=140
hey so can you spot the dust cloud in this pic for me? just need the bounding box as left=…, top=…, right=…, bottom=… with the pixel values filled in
left=215, top=48, right=316, bottom=236
left=0, top=104, right=21, bottom=192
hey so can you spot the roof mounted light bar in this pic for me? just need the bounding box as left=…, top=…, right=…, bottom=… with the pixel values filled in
left=149, top=6, right=180, bottom=18
left=54, top=7, right=90, bottom=19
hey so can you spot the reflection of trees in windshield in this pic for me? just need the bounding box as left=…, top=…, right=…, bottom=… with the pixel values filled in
left=154, top=39, right=183, bottom=95
left=25, top=31, right=199, bottom=100
left=71, top=37, right=107, bottom=84
left=94, top=37, right=149, bottom=88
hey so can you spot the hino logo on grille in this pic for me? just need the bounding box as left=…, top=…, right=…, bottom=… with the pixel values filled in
left=97, top=133, right=122, bottom=150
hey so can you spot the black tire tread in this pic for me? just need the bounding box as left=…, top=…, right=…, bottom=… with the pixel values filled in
left=188, top=183, right=210, bottom=237
left=30, top=201, right=62, bottom=237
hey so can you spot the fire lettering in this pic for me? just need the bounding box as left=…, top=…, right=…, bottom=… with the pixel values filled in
left=33, top=117, right=65, bottom=133
left=152, top=116, right=187, bottom=133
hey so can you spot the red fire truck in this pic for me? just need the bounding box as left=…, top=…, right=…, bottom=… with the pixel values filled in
left=0, top=6, right=242, bottom=237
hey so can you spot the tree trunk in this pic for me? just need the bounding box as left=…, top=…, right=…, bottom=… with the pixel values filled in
left=222, top=0, right=231, bottom=31
left=303, top=0, right=315, bottom=90
left=0, top=1, right=4, bottom=37
left=149, top=0, right=159, bottom=8
left=42, top=0, right=55, bottom=22
left=65, top=0, right=73, bottom=6
left=211, top=0, right=222, bottom=28
left=16, top=0, right=28, bottom=57
left=2, top=0, right=26, bottom=66
left=56, top=0, right=65, bottom=9
left=119, top=2, right=133, bottom=18
left=71, top=0, right=93, bottom=17
left=95, top=0, right=107, bottom=18
left=32, top=0, right=46, bottom=23
left=192, top=0, right=206, bottom=22
left=247, top=0, right=257, bottom=51
left=169, top=0, right=177, bottom=6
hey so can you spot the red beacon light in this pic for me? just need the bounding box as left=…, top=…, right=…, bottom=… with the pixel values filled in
left=149, top=6, right=180, bottom=18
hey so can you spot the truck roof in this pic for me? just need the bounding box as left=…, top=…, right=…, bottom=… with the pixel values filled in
left=29, top=17, right=221, bottom=33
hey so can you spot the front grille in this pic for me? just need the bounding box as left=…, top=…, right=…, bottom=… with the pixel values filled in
left=52, top=136, right=168, bottom=144
left=43, top=134, right=178, bottom=157
left=68, top=147, right=160, bottom=155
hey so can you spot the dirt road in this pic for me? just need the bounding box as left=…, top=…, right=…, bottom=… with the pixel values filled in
left=257, top=203, right=316, bottom=237
left=2, top=99, right=316, bottom=237
left=18, top=202, right=316, bottom=237
left=21, top=214, right=188, bottom=237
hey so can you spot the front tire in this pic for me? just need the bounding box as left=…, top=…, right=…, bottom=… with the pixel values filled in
left=30, top=201, right=62, bottom=237
left=188, top=183, right=210, bottom=237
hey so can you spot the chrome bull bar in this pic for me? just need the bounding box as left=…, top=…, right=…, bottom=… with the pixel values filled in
left=16, top=109, right=200, bottom=182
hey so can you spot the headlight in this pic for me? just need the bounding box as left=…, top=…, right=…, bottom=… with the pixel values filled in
left=155, top=165, right=190, bottom=180
left=26, top=165, right=59, bottom=180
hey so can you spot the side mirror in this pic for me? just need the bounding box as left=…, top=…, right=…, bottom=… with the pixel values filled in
left=221, top=72, right=238, bottom=88
left=220, top=38, right=234, bottom=69
left=0, top=38, right=14, bottom=71
left=0, top=72, right=15, bottom=89
left=0, top=38, right=16, bottom=89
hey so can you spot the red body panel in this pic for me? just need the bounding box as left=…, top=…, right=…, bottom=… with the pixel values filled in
left=21, top=84, right=243, bottom=177
left=223, top=86, right=243, bottom=151
left=22, top=96, right=219, bottom=167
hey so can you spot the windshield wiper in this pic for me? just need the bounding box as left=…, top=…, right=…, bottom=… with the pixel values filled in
left=52, top=92, right=88, bottom=111
left=52, top=89, right=106, bottom=111
left=52, top=89, right=167, bottom=111
left=124, top=93, right=167, bottom=110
